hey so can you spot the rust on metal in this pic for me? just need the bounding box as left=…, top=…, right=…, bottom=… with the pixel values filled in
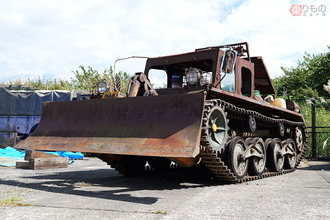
left=16, top=92, right=206, bottom=158
left=14, top=42, right=307, bottom=183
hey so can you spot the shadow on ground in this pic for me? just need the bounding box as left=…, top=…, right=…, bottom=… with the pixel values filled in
left=298, top=161, right=330, bottom=171
left=0, top=165, right=218, bottom=205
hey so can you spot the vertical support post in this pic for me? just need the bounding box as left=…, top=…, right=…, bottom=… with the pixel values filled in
left=13, top=133, right=17, bottom=146
left=311, top=100, right=317, bottom=157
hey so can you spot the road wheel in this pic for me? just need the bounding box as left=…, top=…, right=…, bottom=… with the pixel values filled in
left=148, top=157, right=172, bottom=173
left=121, top=156, right=147, bottom=175
left=268, top=138, right=284, bottom=172
left=249, top=138, right=266, bottom=176
left=228, top=137, right=248, bottom=179
left=284, top=138, right=297, bottom=169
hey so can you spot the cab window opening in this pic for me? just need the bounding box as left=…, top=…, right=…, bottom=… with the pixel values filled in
left=221, top=70, right=235, bottom=92
left=241, top=67, right=252, bottom=96
left=147, top=59, right=214, bottom=89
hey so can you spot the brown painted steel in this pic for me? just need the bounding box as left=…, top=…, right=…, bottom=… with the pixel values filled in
left=16, top=92, right=206, bottom=158
left=207, top=88, right=304, bottom=122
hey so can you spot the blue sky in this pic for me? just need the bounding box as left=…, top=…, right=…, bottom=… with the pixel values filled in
left=0, top=0, right=329, bottom=86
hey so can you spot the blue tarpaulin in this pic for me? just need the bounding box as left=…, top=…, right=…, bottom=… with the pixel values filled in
left=0, top=146, right=84, bottom=167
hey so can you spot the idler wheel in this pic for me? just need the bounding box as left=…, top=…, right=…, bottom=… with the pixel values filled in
left=294, top=127, right=305, bottom=151
left=205, top=106, right=229, bottom=151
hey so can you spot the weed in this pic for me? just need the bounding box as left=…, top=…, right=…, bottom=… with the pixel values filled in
left=0, top=196, right=31, bottom=207
left=152, top=210, right=167, bottom=215
left=73, top=182, right=92, bottom=187
left=302, top=159, right=309, bottom=165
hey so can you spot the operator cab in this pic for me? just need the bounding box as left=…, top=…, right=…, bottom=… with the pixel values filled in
left=139, top=42, right=275, bottom=102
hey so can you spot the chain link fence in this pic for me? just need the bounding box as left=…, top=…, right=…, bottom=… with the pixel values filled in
left=294, top=98, right=330, bottom=157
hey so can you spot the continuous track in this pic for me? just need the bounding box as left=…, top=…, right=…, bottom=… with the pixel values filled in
left=199, top=99, right=307, bottom=183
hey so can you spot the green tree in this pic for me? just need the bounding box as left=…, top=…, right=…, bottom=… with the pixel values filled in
left=101, top=66, right=131, bottom=94
left=71, top=65, right=131, bottom=94
left=273, top=46, right=330, bottom=99
left=2, top=76, right=72, bottom=90
left=324, top=80, right=330, bottom=94
left=1, top=66, right=131, bottom=93
left=71, top=66, right=102, bottom=91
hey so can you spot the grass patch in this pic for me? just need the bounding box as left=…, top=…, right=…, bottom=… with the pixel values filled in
left=302, top=159, right=309, bottom=166
left=73, top=182, right=92, bottom=187
left=0, top=196, right=31, bottom=207
left=152, top=210, right=167, bottom=215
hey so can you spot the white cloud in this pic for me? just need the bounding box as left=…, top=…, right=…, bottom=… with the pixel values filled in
left=0, top=0, right=329, bottom=85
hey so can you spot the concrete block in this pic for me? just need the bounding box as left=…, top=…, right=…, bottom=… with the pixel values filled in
left=24, top=150, right=60, bottom=161
left=29, top=157, right=69, bottom=169
left=16, top=161, right=30, bottom=169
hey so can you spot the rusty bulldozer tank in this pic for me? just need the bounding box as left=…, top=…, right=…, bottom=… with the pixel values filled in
left=16, top=42, right=307, bottom=183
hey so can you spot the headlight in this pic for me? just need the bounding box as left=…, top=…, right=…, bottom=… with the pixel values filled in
left=97, top=80, right=110, bottom=94
left=185, top=68, right=201, bottom=85
left=200, top=72, right=212, bottom=86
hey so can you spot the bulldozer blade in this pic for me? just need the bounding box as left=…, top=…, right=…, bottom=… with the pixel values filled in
left=15, top=92, right=206, bottom=158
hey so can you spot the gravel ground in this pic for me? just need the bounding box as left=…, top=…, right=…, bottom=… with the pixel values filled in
left=1, top=158, right=329, bottom=220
